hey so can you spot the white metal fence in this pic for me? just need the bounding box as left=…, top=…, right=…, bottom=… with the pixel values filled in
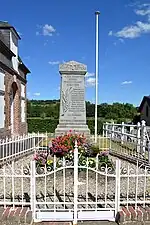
left=103, top=120, right=150, bottom=163
left=0, top=133, right=48, bottom=164
left=0, top=135, right=150, bottom=222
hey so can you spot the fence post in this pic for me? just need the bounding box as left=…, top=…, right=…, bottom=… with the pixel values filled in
left=136, top=122, right=141, bottom=153
left=102, top=123, right=105, bottom=137
left=105, top=122, right=108, bottom=138
left=111, top=121, right=115, bottom=140
left=32, top=133, right=36, bottom=153
left=121, top=122, right=124, bottom=144
left=73, top=140, right=78, bottom=225
left=141, top=120, right=146, bottom=155
left=115, top=159, right=121, bottom=216
left=148, top=142, right=150, bottom=164
left=30, top=160, right=36, bottom=221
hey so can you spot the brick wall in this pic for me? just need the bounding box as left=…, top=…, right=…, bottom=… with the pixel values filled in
left=1, top=206, right=150, bottom=225
left=0, top=70, right=27, bottom=139
left=0, top=207, right=71, bottom=225
left=116, top=206, right=150, bottom=224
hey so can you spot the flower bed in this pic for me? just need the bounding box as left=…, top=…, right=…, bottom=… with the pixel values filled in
left=33, top=132, right=114, bottom=173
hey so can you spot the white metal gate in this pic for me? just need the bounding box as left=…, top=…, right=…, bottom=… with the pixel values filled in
left=1, top=135, right=150, bottom=224
left=31, top=141, right=118, bottom=223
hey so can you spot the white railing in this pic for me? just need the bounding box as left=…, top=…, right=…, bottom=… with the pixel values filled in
left=0, top=133, right=47, bottom=163
left=103, top=120, right=150, bottom=162
left=0, top=137, right=150, bottom=222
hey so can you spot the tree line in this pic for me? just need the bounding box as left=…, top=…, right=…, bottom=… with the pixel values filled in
left=27, top=100, right=139, bottom=123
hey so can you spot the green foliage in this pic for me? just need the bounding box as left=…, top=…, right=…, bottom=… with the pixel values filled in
left=40, top=112, right=46, bottom=119
left=27, top=118, right=59, bottom=133
left=27, top=100, right=139, bottom=133
left=27, top=100, right=138, bottom=121
left=27, top=118, right=105, bottom=134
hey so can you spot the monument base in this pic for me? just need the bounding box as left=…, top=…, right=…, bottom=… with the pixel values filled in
left=55, top=124, right=90, bottom=137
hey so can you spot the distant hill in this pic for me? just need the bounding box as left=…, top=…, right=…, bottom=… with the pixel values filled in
left=27, top=100, right=138, bottom=123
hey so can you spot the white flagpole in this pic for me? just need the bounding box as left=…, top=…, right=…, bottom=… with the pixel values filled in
left=95, top=11, right=100, bottom=144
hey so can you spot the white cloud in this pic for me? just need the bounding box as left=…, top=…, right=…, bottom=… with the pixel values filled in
left=135, top=4, right=150, bottom=22
left=121, top=81, right=132, bottom=85
left=119, top=38, right=125, bottom=43
left=85, top=72, right=95, bottom=77
left=36, top=24, right=56, bottom=36
left=48, top=61, right=60, bottom=65
left=115, top=24, right=141, bottom=39
left=48, top=60, right=66, bottom=65
left=108, top=30, right=113, bottom=36
left=135, top=8, right=150, bottom=16
left=86, top=77, right=96, bottom=87
left=34, top=92, right=41, bottom=96
left=113, top=38, right=125, bottom=46
left=109, top=3, right=150, bottom=39
left=44, top=40, right=49, bottom=46
left=112, top=21, right=150, bottom=39
left=43, top=24, right=56, bottom=36
left=126, top=1, right=140, bottom=7
left=139, top=3, right=150, bottom=8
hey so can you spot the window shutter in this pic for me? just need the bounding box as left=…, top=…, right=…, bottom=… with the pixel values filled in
left=0, top=96, right=5, bottom=128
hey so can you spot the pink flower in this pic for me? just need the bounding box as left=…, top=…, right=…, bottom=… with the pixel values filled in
left=33, top=153, right=39, bottom=161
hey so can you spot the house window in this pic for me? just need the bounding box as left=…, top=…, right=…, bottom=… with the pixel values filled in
left=0, top=72, right=5, bottom=91
left=0, top=96, right=5, bottom=128
left=10, top=31, right=18, bottom=72
left=21, top=84, right=25, bottom=98
left=146, top=105, right=149, bottom=117
left=0, top=71, right=5, bottom=128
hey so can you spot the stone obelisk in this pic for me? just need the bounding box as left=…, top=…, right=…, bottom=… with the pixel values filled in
left=55, top=61, right=90, bottom=137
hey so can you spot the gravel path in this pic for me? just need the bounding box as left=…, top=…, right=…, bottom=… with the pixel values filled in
left=0, top=153, right=150, bottom=210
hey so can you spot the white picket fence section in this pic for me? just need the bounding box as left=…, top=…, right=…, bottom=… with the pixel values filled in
left=0, top=133, right=48, bottom=164
left=103, top=120, right=150, bottom=163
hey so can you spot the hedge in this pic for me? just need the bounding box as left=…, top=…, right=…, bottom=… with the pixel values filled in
left=27, top=118, right=106, bottom=134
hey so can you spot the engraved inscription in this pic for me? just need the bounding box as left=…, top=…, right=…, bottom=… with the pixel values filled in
left=60, top=75, right=85, bottom=121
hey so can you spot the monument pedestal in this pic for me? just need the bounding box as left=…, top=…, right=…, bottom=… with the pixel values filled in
left=55, top=61, right=90, bottom=137
left=55, top=124, right=90, bottom=137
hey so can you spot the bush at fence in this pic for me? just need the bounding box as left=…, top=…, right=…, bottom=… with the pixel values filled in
left=27, top=118, right=105, bottom=134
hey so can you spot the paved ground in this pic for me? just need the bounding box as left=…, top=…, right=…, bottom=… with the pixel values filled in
left=78, top=222, right=117, bottom=225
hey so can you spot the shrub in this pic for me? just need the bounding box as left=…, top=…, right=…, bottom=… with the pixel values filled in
left=27, top=118, right=107, bottom=134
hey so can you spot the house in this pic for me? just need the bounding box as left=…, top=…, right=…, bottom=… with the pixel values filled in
left=0, top=21, right=30, bottom=139
left=139, top=96, right=150, bottom=126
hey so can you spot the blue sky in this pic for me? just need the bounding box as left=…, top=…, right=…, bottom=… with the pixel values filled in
left=1, top=0, right=150, bottom=106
